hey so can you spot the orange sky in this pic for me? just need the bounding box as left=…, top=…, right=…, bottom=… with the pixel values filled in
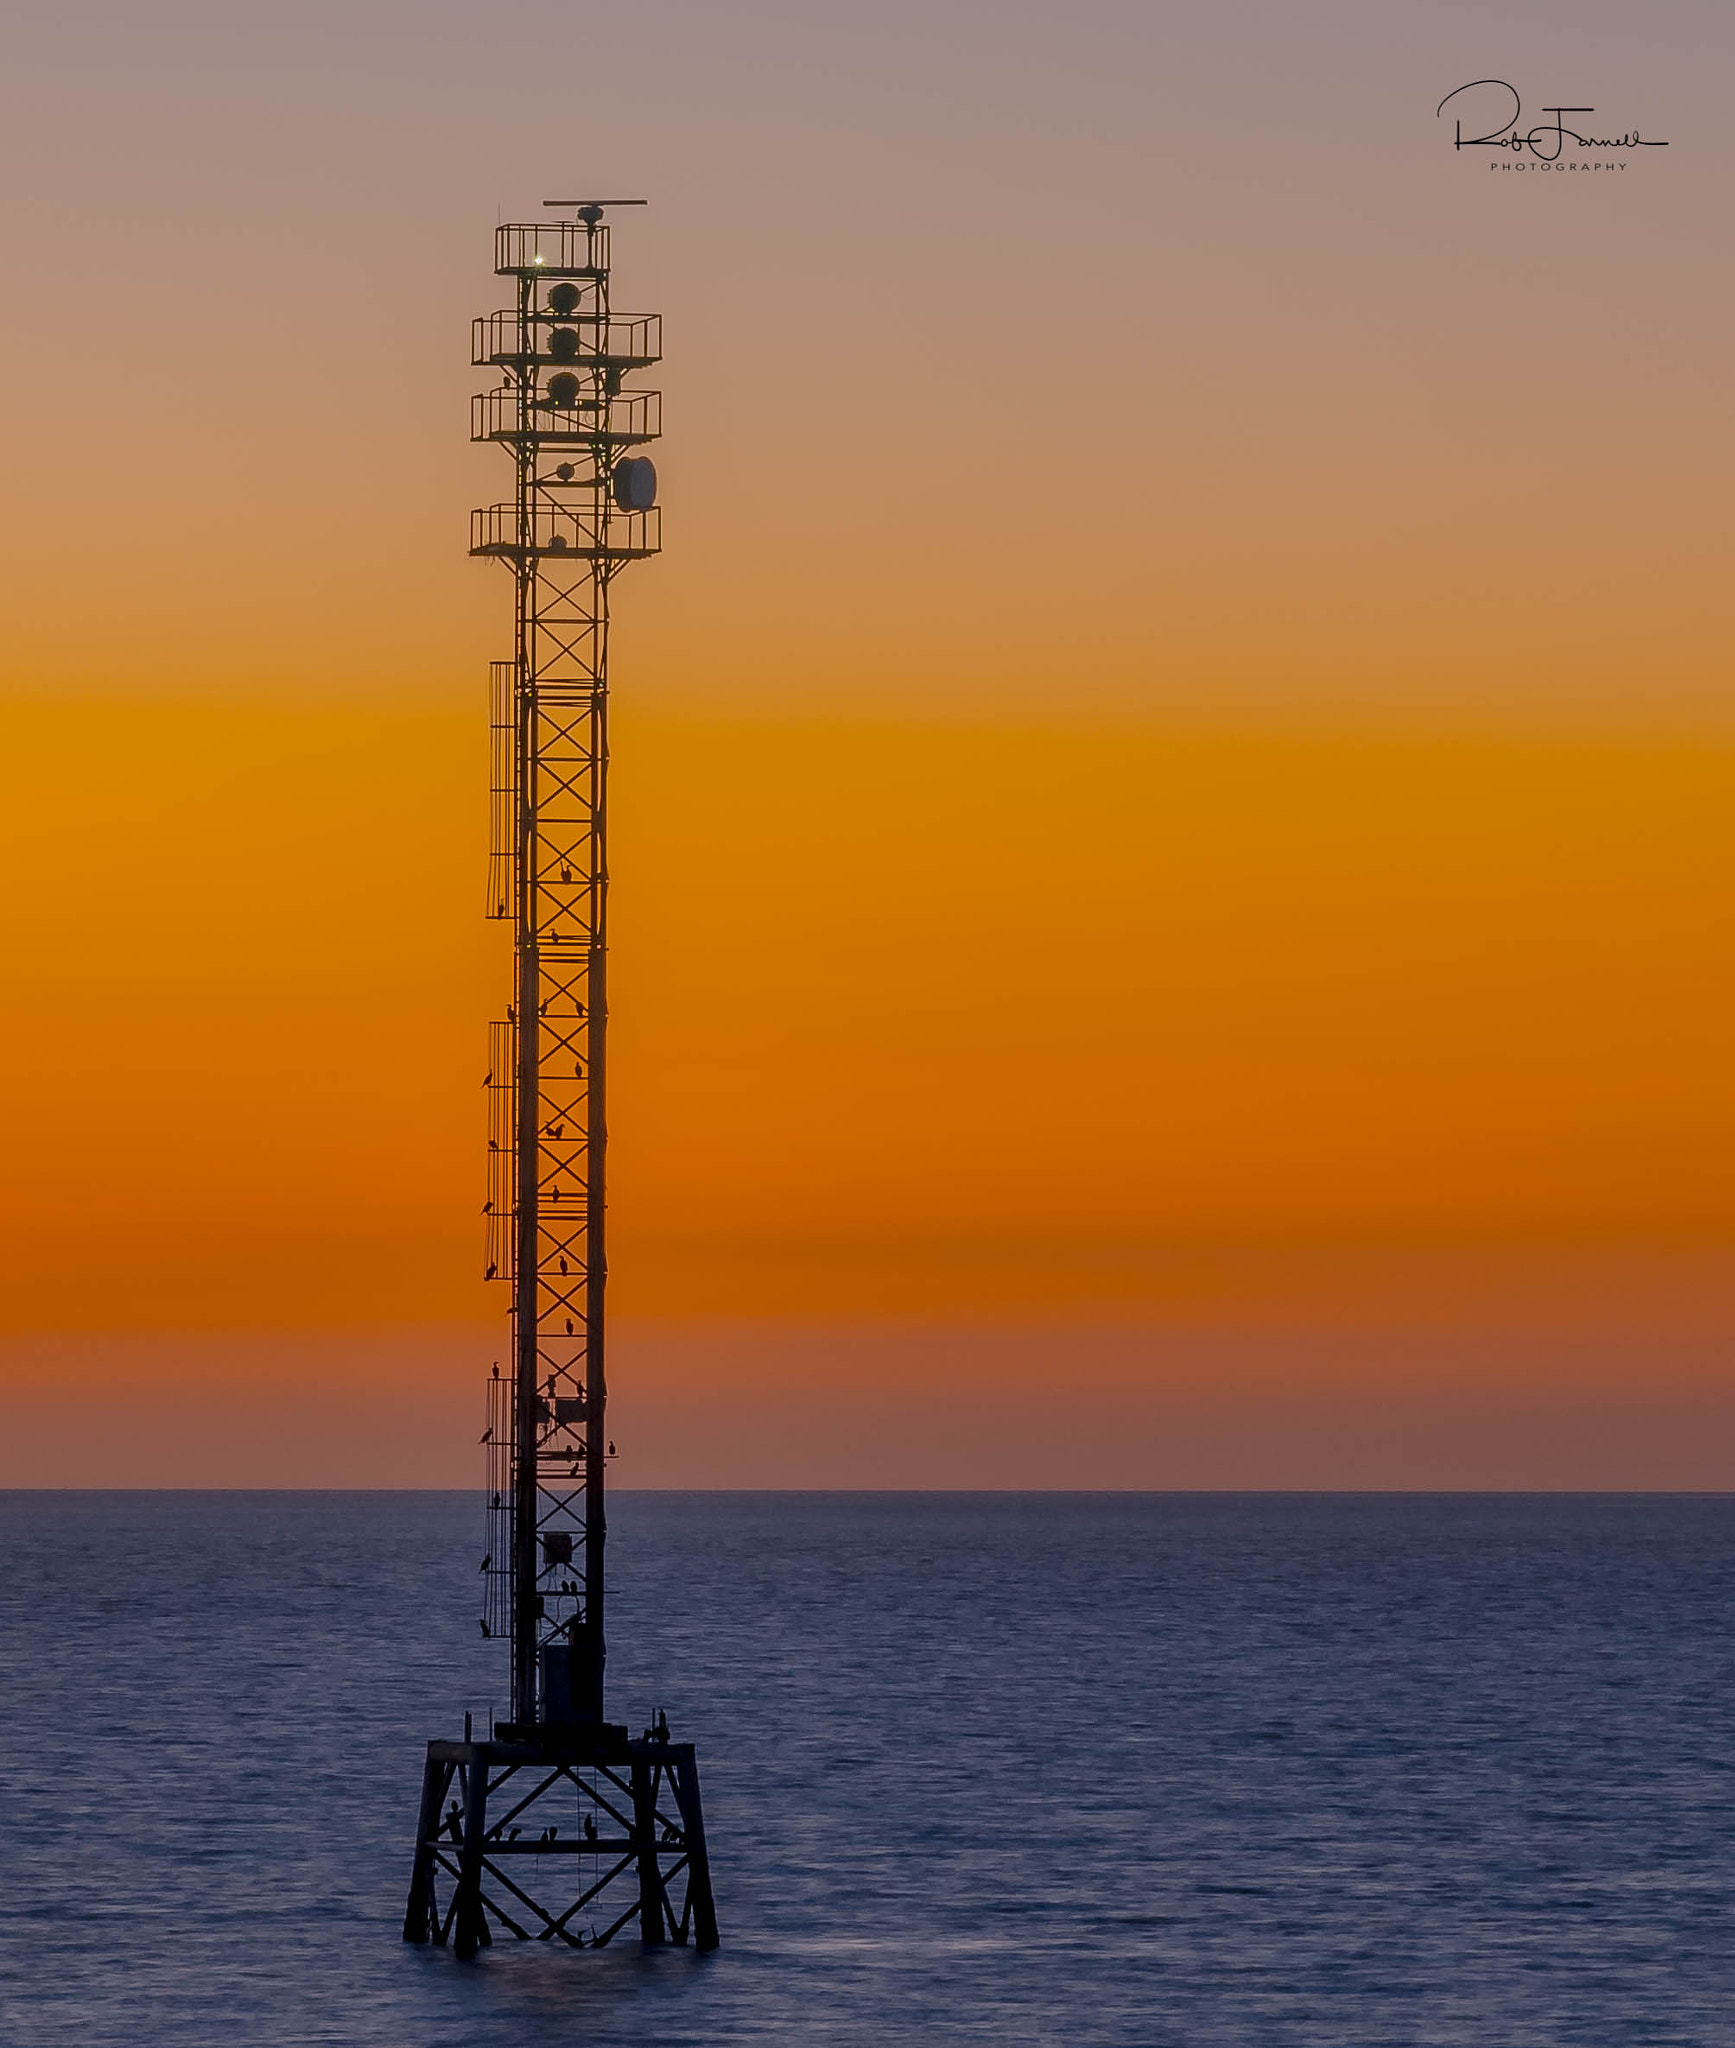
left=0, top=0, right=1730, bottom=1482
left=0, top=697, right=1728, bottom=1376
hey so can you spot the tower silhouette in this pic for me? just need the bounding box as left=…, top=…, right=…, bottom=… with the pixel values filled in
left=403, top=202, right=718, bottom=1960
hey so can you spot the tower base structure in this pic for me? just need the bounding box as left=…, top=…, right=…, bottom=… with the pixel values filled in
left=403, top=1722, right=718, bottom=1958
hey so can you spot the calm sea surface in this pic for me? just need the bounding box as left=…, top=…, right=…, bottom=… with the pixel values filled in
left=1, top=1492, right=1731, bottom=2045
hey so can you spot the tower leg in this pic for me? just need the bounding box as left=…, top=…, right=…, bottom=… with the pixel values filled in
left=452, top=1756, right=494, bottom=1959
left=631, top=1758, right=667, bottom=1946
left=402, top=1749, right=450, bottom=1943
left=670, top=1752, right=719, bottom=1952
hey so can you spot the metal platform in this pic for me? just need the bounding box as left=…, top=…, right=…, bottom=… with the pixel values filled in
left=471, top=310, right=661, bottom=372
left=494, top=220, right=614, bottom=278
left=468, top=502, right=661, bottom=561
left=471, top=387, right=661, bottom=449
left=404, top=1723, right=718, bottom=1958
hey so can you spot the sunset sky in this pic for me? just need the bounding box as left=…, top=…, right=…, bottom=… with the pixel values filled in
left=1, top=0, right=1730, bottom=1484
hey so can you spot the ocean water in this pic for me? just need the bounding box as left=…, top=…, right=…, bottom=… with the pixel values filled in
left=1, top=1491, right=1731, bottom=2045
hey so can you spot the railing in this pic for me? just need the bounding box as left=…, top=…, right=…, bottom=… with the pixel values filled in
left=472, top=311, right=662, bottom=370
left=470, top=503, right=661, bottom=561
left=471, top=387, right=660, bottom=448
left=496, top=220, right=610, bottom=277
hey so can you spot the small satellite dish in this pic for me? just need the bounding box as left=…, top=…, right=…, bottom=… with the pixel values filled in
left=548, top=328, right=580, bottom=364
left=547, top=283, right=581, bottom=318
left=612, top=456, right=657, bottom=513
left=547, top=532, right=569, bottom=553
left=555, top=462, right=574, bottom=483
left=546, top=372, right=581, bottom=407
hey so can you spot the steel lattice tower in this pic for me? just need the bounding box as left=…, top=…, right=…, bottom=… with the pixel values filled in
left=404, top=201, right=718, bottom=1962
left=474, top=203, right=662, bottom=1731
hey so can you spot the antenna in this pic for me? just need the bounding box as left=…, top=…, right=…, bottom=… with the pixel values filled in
left=542, top=198, right=649, bottom=224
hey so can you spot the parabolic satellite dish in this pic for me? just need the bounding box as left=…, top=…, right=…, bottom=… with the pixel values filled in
left=546, top=372, right=581, bottom=407
left=612, top=456, right=657, bottom=513
left=547, top=282, right=581, bottom=318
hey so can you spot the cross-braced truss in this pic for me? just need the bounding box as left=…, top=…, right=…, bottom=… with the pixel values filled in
left=404, top=1735, right=718, bottom=1960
